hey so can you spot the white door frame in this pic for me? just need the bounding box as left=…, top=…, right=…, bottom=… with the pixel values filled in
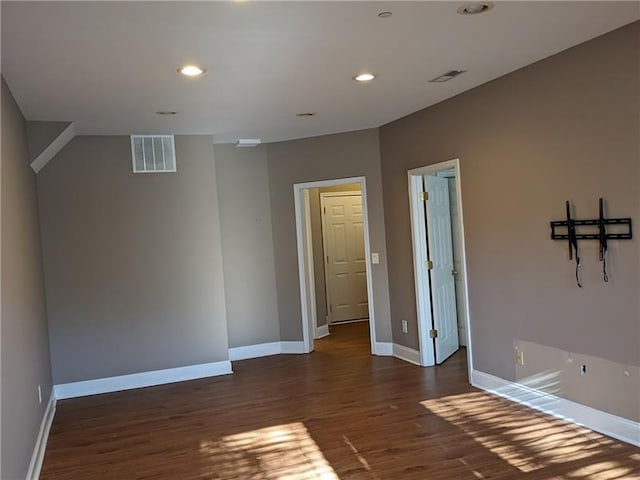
left=408, top=159, right=473, bottom=378
left=320, top=190, right=364, bottom=325
left=294, top=177, right=378, bottom=355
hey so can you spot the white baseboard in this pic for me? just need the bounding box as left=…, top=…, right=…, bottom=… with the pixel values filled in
left=393, top=344, right=421, bottom=366
left=54, top=360, right=233, bottom=400
left=228, top=341, right=309, bottom=361
left=229, top=342, right=281, bottom=361
left=280, top=341, right=306, bottom=354
left=330, top=318, right=369, bottom=325
left=375, top=342, right=422, bottom=367
left=315, top=324, right=330, bottom=339
left=230, top=340, right=418, bottom=364
left=375, top=342, right=393, bottom=356
left=26, top=387, right=56, bottom=480
left=472, top=369, right=640, bottom=447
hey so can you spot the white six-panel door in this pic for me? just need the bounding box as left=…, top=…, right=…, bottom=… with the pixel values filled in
left=424, top=175, right=459, bottom=363
left=321, top=194, right=369, bottom=323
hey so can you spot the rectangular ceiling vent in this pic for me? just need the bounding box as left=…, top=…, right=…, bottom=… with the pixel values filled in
left=130, top=135, right=176, bottom=173
left=429, top=69, right=467, bottom=83
left=235, top=139, right=262, bottom=148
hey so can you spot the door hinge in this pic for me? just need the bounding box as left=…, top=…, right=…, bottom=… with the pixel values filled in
left=429, top=329, right=438, bottom=339
left=323, top=207, right=326, bottom=214
left=326, top=255, right=329, bottom=264
left=425, top=260, right=434, bottom=270
left=420, top=191, right=429, bottom=201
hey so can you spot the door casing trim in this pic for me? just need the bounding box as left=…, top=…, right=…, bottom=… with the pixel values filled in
left=294, top=177, right=378, bottom=355
left=407, top=159, right=473, bottom=377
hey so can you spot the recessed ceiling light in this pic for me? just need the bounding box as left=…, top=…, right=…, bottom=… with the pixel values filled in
left=156, top=110, right=177, bottom=115
left=296, top=112, right=316, bottom=117
left=378, top=11, right=392, bottom=18
left=354, top=73, right=376, bottom=82
left=177, top=65, right=206, bottom=77
left=457, top=2, right=494, bottom=15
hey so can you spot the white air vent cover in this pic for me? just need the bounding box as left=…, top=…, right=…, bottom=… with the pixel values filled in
left=130, top=135, right=176, bottom=173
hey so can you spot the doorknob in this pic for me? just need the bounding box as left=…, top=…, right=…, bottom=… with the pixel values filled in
left=451, top=269, right=458, bottom=276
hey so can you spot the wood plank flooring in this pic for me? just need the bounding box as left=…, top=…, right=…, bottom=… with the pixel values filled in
left=41, top=322, right=639, bottom=479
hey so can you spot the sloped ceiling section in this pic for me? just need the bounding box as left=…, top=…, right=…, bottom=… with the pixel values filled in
left=2, top=2, right=639, bottom=143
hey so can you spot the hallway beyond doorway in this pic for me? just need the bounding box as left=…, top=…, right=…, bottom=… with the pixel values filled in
left=315, top=321, right=371, bottom=357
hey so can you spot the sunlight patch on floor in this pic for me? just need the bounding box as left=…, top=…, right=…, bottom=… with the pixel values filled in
left=199, top=422, right=339, bottom=480
left=421, top=391, right=637, bottom=479
left=565, top=461, right=639, bottom=479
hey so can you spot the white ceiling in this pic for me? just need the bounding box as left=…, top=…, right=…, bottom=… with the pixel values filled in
left=2, top=1, right=638, bottom=143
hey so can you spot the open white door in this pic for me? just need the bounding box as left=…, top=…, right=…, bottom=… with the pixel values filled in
left=424, top=175, right=459, bottom=364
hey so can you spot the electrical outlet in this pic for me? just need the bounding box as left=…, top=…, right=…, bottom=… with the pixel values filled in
left=515, top=349, right=524, bottom=366
left=38, top=385, right=42, bottom=404
left=401, top=320, right=408, bottom=334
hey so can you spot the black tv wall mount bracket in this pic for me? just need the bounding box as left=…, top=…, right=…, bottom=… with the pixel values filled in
left=550, top=199, right=632, bottom=288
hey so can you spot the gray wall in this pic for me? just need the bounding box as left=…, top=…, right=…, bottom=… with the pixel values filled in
left=309, top=183, right=361, bottom=329
left=214, top=144, right=280, bottom=348
left=379, top=22, right=639, bottom=384
left=1, top=78, right=53, bottom=479
left=37, top=135, right=229, bottom=384
left=266, top=129, right=392, bottom=343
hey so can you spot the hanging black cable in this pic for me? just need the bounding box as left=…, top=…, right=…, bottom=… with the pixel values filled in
left=567, top=201, right=582, bottom=288
left=598, top=198, right=609, bottom=283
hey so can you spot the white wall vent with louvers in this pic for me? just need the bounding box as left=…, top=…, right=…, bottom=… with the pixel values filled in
left=130, top=135, right=176, bottom=173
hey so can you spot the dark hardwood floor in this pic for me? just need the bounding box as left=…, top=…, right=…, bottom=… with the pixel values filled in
left=41, top=322, right=639, bottom=479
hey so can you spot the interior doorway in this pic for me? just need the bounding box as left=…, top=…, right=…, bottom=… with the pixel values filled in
left=408, top=159, right=473, bottom=373
left=294, top=177, right=378, bottom=355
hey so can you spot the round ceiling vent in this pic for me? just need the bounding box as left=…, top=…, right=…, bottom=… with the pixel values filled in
left=457, top=3, right=494, bottom=15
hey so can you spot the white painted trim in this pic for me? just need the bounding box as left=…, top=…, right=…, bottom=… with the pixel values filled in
left=294, top=176, right=378, bottom=356
left=303, top=190, right=320, bottom=341
left=228, top=341, right=316, bottom=360
left=26, top=387, right=56, bottom=480
left=407, top=159, right=473, bottom=375
left=54, top=361, right=233, bottom=400
left=330, top=318, right=369, bottom=326
left=393, top=344, right=422, bottom=366
left=30, top=123, right=75, bottom=174
left=294, top=185, right=314, bottom=354
left=408, top=173, right=434, bottom=367
left=320, top=190, right=362, bottom=198
left=375, top=342, right=393, bottom=356
left=359, top=178, right=379, bottom=354
left=472, top=369, right=640, bottom=447
left=315, top=324, right=330, bottom=339
left=280, top=341, right=306, bottom=354
left=452, top=161, right=474, bottom=377
left=229, top=342, right=281, bottom=361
